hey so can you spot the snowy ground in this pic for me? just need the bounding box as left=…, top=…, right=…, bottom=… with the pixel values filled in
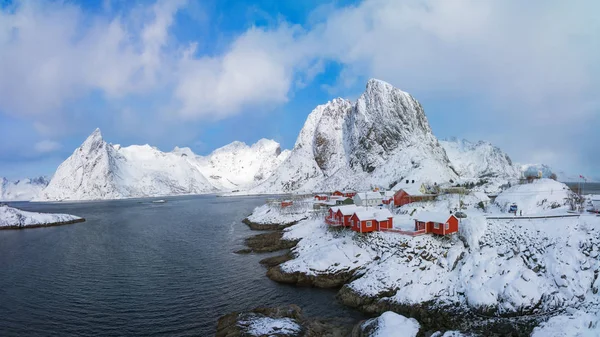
left=0, top=204, right=83, bottom=228
left=269, top=180, right=600, bottom=335
left=246, top=198, right=316, bottom=225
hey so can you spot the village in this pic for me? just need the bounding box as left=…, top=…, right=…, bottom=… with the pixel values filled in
left=268, top=176, right=596, bottom=239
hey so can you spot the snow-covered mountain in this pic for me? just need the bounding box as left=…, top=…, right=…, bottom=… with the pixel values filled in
left=440, top=138, right=520, bottom=179
left=173, top=139, right=290, bottom=190
left=36, top=129, right=289, bottom=201
left=250, top=79, right=459, bottom=193
left=0, top=176, right=49, bottom=201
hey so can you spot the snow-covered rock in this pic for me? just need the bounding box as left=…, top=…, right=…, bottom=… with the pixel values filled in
left=494, top=178, right=575, bottom=214
left=252, top=79, right=458, bottom=193
left=440, top=138, right=520, bottom=179
left=36, top=129, right=289, bottom=201
left=360, top=311, right=420, bottom=337
left=531, top=309, right=600, bottom=337
left=0, top=176, right=49, bottom=201
left=0, top=204, right=83, bottom=228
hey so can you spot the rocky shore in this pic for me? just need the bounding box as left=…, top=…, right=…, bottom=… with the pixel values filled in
left=242, top=217, right=303, bottom=230
left=216, top=304, right=356, bottom=337
left=0, top=204, right=86, bottom=230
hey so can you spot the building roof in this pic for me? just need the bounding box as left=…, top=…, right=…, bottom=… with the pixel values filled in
left=315, top=194, right=328, bottom=197
left=354, top=192, right=384, bottom=200
left=382, top=191, right=395, bottom=197
left=413, top=212, right=455, bottom=224
left=393, top=183, right=424, bottom=196
left=338, top=205, right=362, bottom=215
left=353, top=208, right=394, bottom=221
left=471, top=191, right=490, bottom=202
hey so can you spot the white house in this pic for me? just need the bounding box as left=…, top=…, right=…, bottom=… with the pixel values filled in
left=353, top=192, right=384, bottom=207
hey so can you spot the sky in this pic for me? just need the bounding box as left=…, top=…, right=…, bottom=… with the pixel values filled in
left=0, top=0, right=599, bottom=180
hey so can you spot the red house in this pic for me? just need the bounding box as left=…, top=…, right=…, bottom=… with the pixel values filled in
left=382, top=197, right=393, bottom=205
left=314, top=194, right=328, bottom=201
left=326, top=205, right=360, bottom=226
left=344, top=191, right=357, bottom=198
left=413, top=212, right=459, bottom=236
left=350, top=209, right=394, bottom=233
left=332, top=191, right=344, bottom=197
left=393, top=185, right=436, bottom=207
left=281, top=200, right=293, bottom=208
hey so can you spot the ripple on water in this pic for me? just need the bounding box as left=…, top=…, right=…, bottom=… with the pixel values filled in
left=0, top=196, right=366, bottom=337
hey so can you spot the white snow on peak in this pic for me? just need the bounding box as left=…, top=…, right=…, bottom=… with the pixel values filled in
left=0, top=176, right=49, bottom=201
left=251, top=79, right=458, bottom=193
left=36, top=129, right=290, bottom=201
left=440, top=138, right=520, bottom=179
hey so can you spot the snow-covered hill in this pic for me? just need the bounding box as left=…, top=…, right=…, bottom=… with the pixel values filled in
left=0, top=176, right=49, bottom=201
left=36, top=129, right=290, bottom=201
left=0, top=204, right=83, bottom=228
left=440, top=138, right=520, bottom=179
left=251, top=79, right=458, bottom=193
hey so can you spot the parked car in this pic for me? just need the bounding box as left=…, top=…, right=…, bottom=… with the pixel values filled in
left=454, top=211, right=467, bottom=218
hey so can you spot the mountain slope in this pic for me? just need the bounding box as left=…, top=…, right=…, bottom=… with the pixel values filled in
left=36, top=129, right=216, bottom=201
left=440, top=138, right=520, bottom=179
left=36, top=130, right=290, bottom=201
left=0, top=176, right=49, bottom=201
left=174, top=139, right=290, bottom=190
left=251, top=79, right=458, bottom=193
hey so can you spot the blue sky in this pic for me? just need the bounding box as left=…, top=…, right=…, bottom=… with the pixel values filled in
left=1, top=0, right=599, bottom=180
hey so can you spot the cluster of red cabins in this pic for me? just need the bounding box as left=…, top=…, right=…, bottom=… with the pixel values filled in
left=325, top=205, right=459, bottom=236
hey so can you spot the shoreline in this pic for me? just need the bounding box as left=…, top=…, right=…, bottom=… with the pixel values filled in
left=0, top=218, right=86, bottom=230
left=232, top=215, right=553, bottom=336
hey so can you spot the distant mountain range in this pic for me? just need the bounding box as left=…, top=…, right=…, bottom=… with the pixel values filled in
left=0, top=176, right=49, bottom=201
left=29, top=79, right=584, bottom=201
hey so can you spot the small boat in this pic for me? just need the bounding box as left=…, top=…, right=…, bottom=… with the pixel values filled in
left=152, top=199, right=167, bottom=204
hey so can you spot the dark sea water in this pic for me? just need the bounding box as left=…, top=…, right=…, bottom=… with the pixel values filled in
left=565, top=182, right=600, bottom=195
left=0, top=195, right=365, bottom=336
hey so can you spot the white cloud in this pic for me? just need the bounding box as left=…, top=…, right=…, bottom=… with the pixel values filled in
left=174, top=24, right=319, bottom=119
left=0, top=0, right=185, bottom=117
left=34, top=140, right=61, bottom=153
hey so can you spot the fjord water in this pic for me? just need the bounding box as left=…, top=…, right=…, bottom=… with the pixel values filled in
left=0, top=195, right=364, bottom=336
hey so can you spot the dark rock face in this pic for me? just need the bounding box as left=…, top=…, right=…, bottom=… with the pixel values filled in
left=244, top=231, right=299, bottom=253
left=216, top=304, right=355, bottom=337
left=266, top=265, right=356, bottom=288
left=260, top=253, right=294, bottom=267
left=242, top=218, right=303, bottom=231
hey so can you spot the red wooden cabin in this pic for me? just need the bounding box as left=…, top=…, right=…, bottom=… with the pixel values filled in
left=350, top=209, right=394, bottom=233
left=413, top=212, right=459, bottom=236
left=332, top=191, right=344, bottom=197
left=280, top=200, right=293, bottom=208
left=314, top=194, right=328, bottom=201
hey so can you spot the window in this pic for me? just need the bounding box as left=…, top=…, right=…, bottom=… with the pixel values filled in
left=366, top=221, right=373, bottom=228
left=445, top=223, right=449, bottom=230
left=434, top=223, right=439, bottom=229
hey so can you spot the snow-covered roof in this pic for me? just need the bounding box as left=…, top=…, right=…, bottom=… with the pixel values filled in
left=393, top=183, right=424, bottom=196
left=413, top=211, right=454, bottom=224
left=315, top=194, right=328, bottom=197
left=382, top=191, right=395, bottom=197
left=471, top=191, right=490, bottom=202
left=354, top=209, right=393, bottom=221
left=354, top=192, right=384, bottom=200
left=338, top=205, right=362, bottom=215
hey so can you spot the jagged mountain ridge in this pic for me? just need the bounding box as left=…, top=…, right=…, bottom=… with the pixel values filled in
left=36, top=79, right=549, bottom=200
left=440, top=138, right=521, bottom=179
left=250, top=79, right=459, bottom=193
left=0, top=176, right=49, bottom=201
left=36, top=130, right=288, bottom=201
